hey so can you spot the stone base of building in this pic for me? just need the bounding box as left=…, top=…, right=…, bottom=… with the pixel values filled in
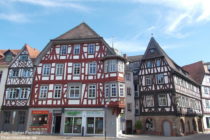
left=27, top=108, right=123, bottom=137
left=139, top=115, right=203, bottom=136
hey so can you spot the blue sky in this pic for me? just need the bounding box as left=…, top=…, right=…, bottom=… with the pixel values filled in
left=0, top=0, right=210, bottom=66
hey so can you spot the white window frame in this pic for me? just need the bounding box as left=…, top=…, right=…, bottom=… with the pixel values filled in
left=73, top=63, right=81, bottom=75
left=158, top=94, right=168, bottom=106
left=42, top=64, right=51, bottom=76
left=104, top=61, right=108, bottom=73
left=110, top=83, right=117, bottom=97
left=89, top=62, right=97, bottom=74
left=156, top=74, right=164, bottom=84
left=56, top=64, right=64, bottom=76
left=54, top=85, right=62, bottom=98
left=39, top=85, right=48, bottom=99
left=60, top=45, right=67, bottom=55
left=68, top=84, right=80, bottom=98
left=145, top=95, right=154, bottom=107
left=145, top=75, right=152, bottom=85
left=22, top=69, right=31, bottom=77
left=105, top=84, right=109, bottom=97
left=88, top=84, right=96, bottom=98
left=109, top=60, right=117, bottom=72
left=11, top=69, right=19, bottom=77
left=156, top=59, right=161, bottom=67
left=74, top=44, right=80, bottom=55
left=119, top=83, right=124, bottom=97
left=20, top=88, right=29, bottom=99
left=118, top=61, right=124, bottom=72
left=87, top=44, right=95, bottom=54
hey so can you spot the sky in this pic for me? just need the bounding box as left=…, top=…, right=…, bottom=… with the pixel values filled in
left=0, top=0, right=210, bottom=66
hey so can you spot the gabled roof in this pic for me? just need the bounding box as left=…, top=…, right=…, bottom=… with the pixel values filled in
left=25, top=44, right=40, bottom=59
left=55, top=22, right=101, bottom=40
left=0, top=49, right=21, bottom=65
left=142, top=37, right=198, bottom=85
left=127, top=55, right=143, bottom=62
left=182, top=61, right=205, bottom=84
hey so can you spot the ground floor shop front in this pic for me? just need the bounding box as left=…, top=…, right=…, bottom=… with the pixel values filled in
left=203, top=115, right=210, bottom=132
left=27, top=108, right=123, bottom=137
left=138, top=115, right=203, bottom=136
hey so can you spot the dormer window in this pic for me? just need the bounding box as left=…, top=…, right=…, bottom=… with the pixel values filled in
left=5, top=54, right=12, bottom=62
left=149, top=48, right=155, bottom=54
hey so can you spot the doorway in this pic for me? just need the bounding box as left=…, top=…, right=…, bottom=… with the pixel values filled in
left=163, top=121, right=171, bottom=136
left=54, top=116, right=61, bottom=133
left=126, top=120, right=133, bottom=134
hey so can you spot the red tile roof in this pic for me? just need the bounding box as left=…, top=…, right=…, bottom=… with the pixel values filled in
left=182, top=61, right=205, bottom=84
left=0, top=49, right=21, bottom=65
left=25, top=44, right=40, bottom=59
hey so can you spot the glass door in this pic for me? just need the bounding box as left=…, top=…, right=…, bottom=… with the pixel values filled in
left=87, top=117, right=103, bottom=134
left=64, top=117, right=82, bottom=134
left=87, top=117, right=94, bottom=134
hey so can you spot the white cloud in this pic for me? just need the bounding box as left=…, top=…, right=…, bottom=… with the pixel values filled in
left=0, top=13, right=29, bottom=23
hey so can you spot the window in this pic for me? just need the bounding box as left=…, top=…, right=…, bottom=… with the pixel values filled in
left=118, top=61, right=124, bottom=72
left=104, top=61, right=108, bottom=73
left=111, top=83, right=117, bottom=97
left=20, top=88, right=29, bottom=99
left=145, top=75, right=152, bottom=85
left=5, top=54, right=12, bottom=62
left=119, top=83, right=124, bottom=97
left=149, top=48, right=155, bottom=53
left=22, top=69, right=31, bottom=77
left=105, top=84, right=109, bottom=97
left=146, top=61, right=152, bottom=68
left=18, top=111, right=26, bottom=124
left=4, top=111, right=11, bottom=124
left=145, top=95, right=154, bottom=107
left=56, top=64, right=64, bottom=76
left=87, top=117, right=103, bottom=134
left=88, top=85, right=96, bottom=98
left=204, top=87, right=209, bottom=94
left=7, top=88, right=19, bottom=99
left=73, top=63, right=80, bottom=75
left=42, top=64, right=51, bottom=76
left=158, top=94, right=168, bottom=106
left=208, top=65, right=210, bottom=71
left=88, top=44, right=95, bottom=54
left=65, top=117, right=82, bottom=133
left=74, top=44, right=80, bottom=55
left=206, top=100, right=210, bottom=108
left=156, top=59, right=161, bottom=67
left=156, top=74, right=164, bottom=84
left=109, top=60, right=117, bottom=72
left=127, top=103, right=132, bottom=112
left=89, top=62, right=97, bottom=74
left=11, top=69, right=19, bottom=77
left=127, top=87, right=131, bottom=96
left=39, top=85, right=48, bottom=98
left=60, top=45, right=67, bottom=55
left=19, top=55, right=28, bottom=61
left=32, top=114, right=48, bottom=126
left=206, top=117, right=210, bottom=128
left=0, top=71, right=2, bottom=83
left=54, top=85, right=62, bottom=98
left=69, top=84, right=80, bottom=98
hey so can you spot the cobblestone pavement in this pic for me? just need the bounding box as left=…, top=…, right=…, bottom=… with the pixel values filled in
left=0, top=133, right=210, bottom=140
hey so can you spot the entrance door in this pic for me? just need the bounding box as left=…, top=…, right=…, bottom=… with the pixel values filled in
left=163, top=121, right=171, bottom=136
left=126, top=120, right=132, bottom=134
left=17, top=111, right=26, bottom=132
left=54, top=116, right=61, bottom=133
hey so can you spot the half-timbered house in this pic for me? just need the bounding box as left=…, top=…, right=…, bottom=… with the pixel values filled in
left=0, top=49, right=21, bottom=131
left=183, top=61, right=210, bottom=132
left=1, top=45, right=39, bottom=131
left=27, top=23, right=126, bottom=137
left=138, top=37, right=203, bottom=136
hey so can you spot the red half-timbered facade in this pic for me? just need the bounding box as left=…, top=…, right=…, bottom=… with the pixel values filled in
left=138, top=37, right=203, bottom=136
left=28, top=23, right=126, bottom=137
left=1, top=44, right=39, bottom=132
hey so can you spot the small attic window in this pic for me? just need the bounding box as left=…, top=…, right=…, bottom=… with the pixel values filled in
left=5, top=54, right=12, bottom=62
left=149, top=48, right=155, bottom=54
left=208, top=65, right=210, bottom=71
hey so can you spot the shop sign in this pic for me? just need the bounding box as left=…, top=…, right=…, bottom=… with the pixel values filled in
left=66, top=111, right=82, bottom=116
left=32, top=110, right=49, bottom=114
left=86, top=111, right=104, bottom=116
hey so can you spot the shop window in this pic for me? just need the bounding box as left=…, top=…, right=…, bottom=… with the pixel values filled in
left=87, top=117, right=103, bottom=134
left=60, top=45, right=67, bottom=55
left=206, top=117, right=210, bottom=128
left=87, top=44, right=95, bottom=54
left=74, top=44, right=80, bottom=55
left=4, top=111, right=11, bottom=124
left=158, top=94, right=168, bottom=106
left=18, top=111, right=26, bottom=124
left=32, top=114, right=48, bottom=126
left=64, top=117, right=82, bottom=133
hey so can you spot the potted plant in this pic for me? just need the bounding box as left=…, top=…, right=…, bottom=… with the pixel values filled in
left=135, top=120, right=143, bottom=134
